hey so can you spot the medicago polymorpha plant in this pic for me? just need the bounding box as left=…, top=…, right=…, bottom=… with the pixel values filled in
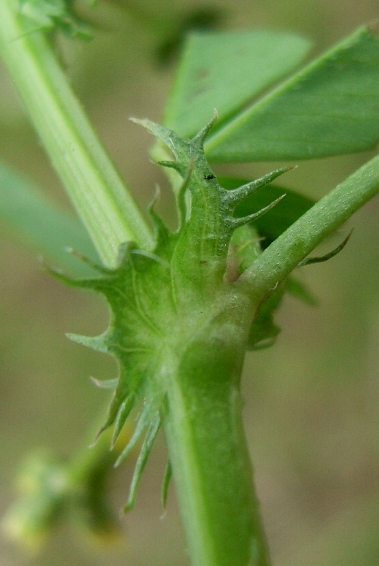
left=1, top=2, right=379, bottom=565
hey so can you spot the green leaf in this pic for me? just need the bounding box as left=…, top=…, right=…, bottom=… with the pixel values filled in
left=164, top=30, right=312, bottom=138
left=219, top=175, right=315, bottom=246
left=0, top=161, right=99, bottom=275
left=205, top=25, right=379, bottom=162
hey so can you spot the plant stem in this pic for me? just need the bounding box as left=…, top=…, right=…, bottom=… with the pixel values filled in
left=161, top=299, right=270, bottom=566
left=245, top=154, right=379, bottom=300
left=164, top=382, right=269, bottom=566
left=0, top=0, right=154, bottom=267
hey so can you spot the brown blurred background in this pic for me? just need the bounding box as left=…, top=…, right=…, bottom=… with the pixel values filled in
left=1, top=1, right=379, bottom=564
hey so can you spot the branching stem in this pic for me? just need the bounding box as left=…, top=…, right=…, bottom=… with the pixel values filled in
left=244, top=154, right=379, bottom=301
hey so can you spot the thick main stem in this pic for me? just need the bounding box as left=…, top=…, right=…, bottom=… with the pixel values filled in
left=161, top=318, right=270, bottom=566
left=0, top=0, right=154, bottom=266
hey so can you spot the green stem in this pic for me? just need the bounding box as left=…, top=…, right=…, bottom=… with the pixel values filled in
left=164, top=383, right=269, bottom=566
left=161, top=300, right=270, bottom=566
left=244, top=154, right=379, bottom=299
left=0, top=0, right=154, bottom=267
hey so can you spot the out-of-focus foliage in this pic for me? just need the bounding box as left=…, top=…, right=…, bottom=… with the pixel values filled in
left=0, top=161, right=98, bottom=275
left=18, top=0, right=95, bottom=38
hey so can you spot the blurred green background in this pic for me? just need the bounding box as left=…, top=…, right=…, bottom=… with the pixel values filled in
left=1, top=1, right=379, bottom=564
